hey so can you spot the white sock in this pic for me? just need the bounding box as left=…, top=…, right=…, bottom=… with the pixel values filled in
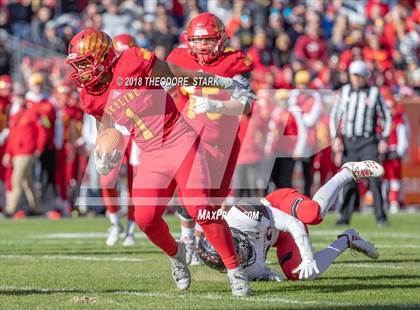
left=181, top=225, right=194, bottom=241
left=126, top=220, right=136, bottom=235
left=227, top=266, right=242, bottom=275
left=108, top=212, right=120, bottom=226
left=308, top=236, right=348, bottom=280
left=313, top=169, right=353, bottom=218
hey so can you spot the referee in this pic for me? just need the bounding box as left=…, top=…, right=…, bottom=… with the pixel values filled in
left=330, top=60, right=392, bottom=227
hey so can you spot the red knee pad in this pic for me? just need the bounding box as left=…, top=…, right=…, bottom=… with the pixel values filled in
left=295, top=199, right=323, bottom=225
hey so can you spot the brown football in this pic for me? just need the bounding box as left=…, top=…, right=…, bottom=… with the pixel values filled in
left=96, top=128, right=124, bottom=157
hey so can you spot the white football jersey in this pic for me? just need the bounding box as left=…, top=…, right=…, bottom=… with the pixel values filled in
left=225, top=205, right=280, bottom=280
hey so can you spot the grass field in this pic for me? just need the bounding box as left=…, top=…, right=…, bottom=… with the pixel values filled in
left=0, top=213, right=419, bottom=309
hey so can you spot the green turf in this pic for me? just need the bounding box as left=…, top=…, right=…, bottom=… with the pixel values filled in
left=1, top=213, right=419, bottom=309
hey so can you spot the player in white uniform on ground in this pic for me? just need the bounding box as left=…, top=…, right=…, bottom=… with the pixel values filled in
left=197, top=160, right=382, bottom=281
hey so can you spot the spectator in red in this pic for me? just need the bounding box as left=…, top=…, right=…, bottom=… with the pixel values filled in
left=25, top=72, right=58, bottom=202
left=264, top=89, right=297, bottom=190
left=382, top=95, right=409, bottom=214
left=289, top=70, right=322, bottom=196
left=51, top=83, right=83, bottom=218
left=365, top=0, right=390, bottom=21
left=0, top=75, right=11, bottom=213
left=363, top=33, right=392, bottom=71
left=293, top=23, right=328, bottom=72
left=3, top=87, right=46, bottom=216
left=338, top=28, right=364, bottom=69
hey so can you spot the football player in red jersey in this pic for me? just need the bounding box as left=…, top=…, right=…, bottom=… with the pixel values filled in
left=166, top=12, right=253, bottom=265
left=100, top=33, right=139, bottom=246
left=0, top=75, right=12, bottom=214
left=66, top=29, right=253, bottom=297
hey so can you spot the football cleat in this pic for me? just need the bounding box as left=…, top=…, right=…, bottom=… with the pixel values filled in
left=342, top=160, right=384, bottom=181
left=122, top=233, right=136, bottom=247
left=169, top=241, right=191, bottom=290
left=227, top=266, right=251, bottom=297
left=106, top=224, right=123, bottom=247
left=338, top=229, right=379, bottom=259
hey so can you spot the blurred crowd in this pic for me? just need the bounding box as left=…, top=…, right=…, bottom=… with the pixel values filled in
left=0, top=0, right=418, bottom=218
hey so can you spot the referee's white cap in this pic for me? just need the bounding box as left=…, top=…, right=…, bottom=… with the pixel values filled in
left=349, top=60, right=369, bottom=77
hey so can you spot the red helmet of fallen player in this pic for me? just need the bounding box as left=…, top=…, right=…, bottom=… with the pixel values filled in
left=113, top=33, right=137, bottom=56
left=66, top=29, right=116, bottom=94
left=185, top=12, right=227, bottom=64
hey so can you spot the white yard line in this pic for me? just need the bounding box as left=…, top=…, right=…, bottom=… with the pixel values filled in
left=0, top=254, right=151, bottom=263
left=30, top=232, right=180, bottom=239
left=335, top=263, right=419, bottom=270
left=0, top=285, right=349, bottom=306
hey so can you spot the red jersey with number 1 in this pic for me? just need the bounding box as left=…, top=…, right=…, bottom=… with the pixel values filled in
left=80, top=47, right=190, bottom=152
left=166, top=47, right=253, bottom=146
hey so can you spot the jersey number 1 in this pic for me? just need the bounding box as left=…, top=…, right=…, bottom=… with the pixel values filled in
left=124, top=107, right=153, bottom=141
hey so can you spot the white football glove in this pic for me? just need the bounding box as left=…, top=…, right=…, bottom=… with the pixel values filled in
left=292, top=256, right=320, bottom=280
left=94, top=148, right=122, bottom=175
left=0, top=128, right=9, bottom=146
left=193, top=95, right=223, bottom=114
left=255, top=267, right=284, bottom=282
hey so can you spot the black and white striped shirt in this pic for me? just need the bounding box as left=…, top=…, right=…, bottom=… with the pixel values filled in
left=330, top=84, right=392, bottom=140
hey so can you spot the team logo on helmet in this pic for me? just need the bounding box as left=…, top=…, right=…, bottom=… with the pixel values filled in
left=66, top=30, right=116, bottom=94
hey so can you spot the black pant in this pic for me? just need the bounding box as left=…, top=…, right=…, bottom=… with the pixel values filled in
left=340, top=137, right=387, bottom=223
left=300, top=156, right=314, bottom=197
left=271, top=157, right=295, bottom=189
left=40, top=148, right=57, bottom=198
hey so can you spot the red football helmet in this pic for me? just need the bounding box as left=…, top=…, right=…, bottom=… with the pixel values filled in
left=66, top=29, right=116, bottom=94
left=185, top=13, right=227, bottom=64
left=113, top=33, right=137, bottom=56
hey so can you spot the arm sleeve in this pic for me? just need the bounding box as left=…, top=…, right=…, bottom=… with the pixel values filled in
left=265, top=204, right=315, bottom=259
left=302, top=92, right=322, bottom=127
left=290, top=105, right=307, bottom=157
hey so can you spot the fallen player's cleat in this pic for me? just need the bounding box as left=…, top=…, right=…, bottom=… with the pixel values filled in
left=122, top=233, right=136, bottom=247
left=106, top=224, right=123, bottom=246
left=342, top=160, right=384, bottom=181
left=169, top=241, right=191, bottom=290
left=227, top=266, right=251, bottom=297
left=338, top=229, right=379, bottom=259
